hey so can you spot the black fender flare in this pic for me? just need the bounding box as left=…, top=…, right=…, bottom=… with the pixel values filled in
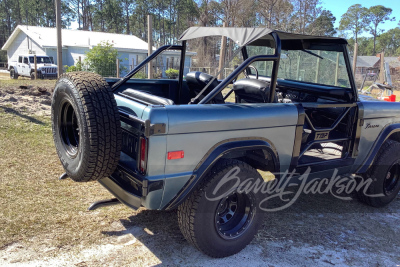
left=164, top=138, right=279, bottom=210
left=356, top=123, right=400, bottom=173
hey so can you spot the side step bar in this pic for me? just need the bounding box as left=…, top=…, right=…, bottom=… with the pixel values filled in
left=88, top=198, right=121, bottom=211
left=59, top=172, right=69, bottom=180
left=59, top=173, right=142, bottom=211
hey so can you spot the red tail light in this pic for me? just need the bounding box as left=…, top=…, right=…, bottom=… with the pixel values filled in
left=139, top=137, right=148, bottom=174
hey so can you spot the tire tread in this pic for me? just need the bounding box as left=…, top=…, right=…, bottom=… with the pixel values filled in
left=52, top=72, right=121, bottom=182
left=177, top=159, right=260, bottom=257
left=357, top=140, right=400, bottom=207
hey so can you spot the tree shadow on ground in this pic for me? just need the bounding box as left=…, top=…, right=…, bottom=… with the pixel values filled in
left=0, top=105, right=45, bottom=125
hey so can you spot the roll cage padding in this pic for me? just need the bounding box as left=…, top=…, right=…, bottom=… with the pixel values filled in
left=120, top=88, right=175, bottom=106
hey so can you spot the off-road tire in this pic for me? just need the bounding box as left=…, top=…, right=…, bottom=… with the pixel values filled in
left=357, top=140, right=400, bottom=207
left=51, top=72, right=121, bottom=182
left=30, top=72, right=35, bottom=80
left=177, top=159, right=265, bottom=258
left=10, top=68, right=18, bottom=79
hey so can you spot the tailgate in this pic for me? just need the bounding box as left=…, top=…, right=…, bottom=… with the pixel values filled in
left=114, top=94, right=148, bottom=164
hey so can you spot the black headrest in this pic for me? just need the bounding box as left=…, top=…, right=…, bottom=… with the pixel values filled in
left=185, top=71, right=219, bottom=91
left=233, top=79, right=271, bottom=102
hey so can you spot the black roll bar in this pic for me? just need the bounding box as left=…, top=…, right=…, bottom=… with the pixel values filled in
left=111, top=45, right=184, bottom=92
left=198, top=32, right=282, bottom=104
left=342, top=44, right=358, bottom=101
left=177, top=41, right=187, bottom=103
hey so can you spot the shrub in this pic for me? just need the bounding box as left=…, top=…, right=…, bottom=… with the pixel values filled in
left=153, top=72, right=162, bottom=79
left=84, top=41, right=121, bottom=77
left=133, top=71, right=147, bottom=79
left=66, top=65, right=76, bottom=72
left=65, top=61, right=83, bottom=73
left=165, top=68, right=179, bottom=79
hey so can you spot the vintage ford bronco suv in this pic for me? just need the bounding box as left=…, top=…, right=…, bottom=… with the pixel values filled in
left=51, top=27, right=400, bottom=258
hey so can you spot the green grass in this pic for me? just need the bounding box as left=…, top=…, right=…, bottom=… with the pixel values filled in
left=0, top=78, right=56, bottom=87
left=0, top=109, right=136, bottom=251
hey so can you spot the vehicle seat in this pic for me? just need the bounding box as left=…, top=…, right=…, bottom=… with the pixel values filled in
left=185, top=71, right=225, bottom=104
left=120, top=88, right=175, bottom=105
left=233, top=79, right=274, bottom=103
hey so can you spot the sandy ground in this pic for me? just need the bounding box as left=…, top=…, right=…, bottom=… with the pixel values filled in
left=0, top=194, right=399, bottom=266
left=0, top=75, right=399, bottom=266
left=0, top=77, right=53, bottom=117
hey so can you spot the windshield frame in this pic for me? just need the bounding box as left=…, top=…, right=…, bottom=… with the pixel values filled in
left=242, top=42, right=357, bottom=96
left=244, top=47, right=352, bottom=89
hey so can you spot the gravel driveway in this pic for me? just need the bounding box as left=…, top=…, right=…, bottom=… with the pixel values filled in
left=1, top=191, right=399, bottom=266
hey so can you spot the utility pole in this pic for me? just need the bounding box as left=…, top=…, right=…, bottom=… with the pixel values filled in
left=218, top=22, right=227, bottom=80
left=34, top=55, right=37, bottom=80
left=334, top=52, right=340, bottom=86
left=379, top=51, right=385, bottom=84
left=56, top=0, right=63, bottom=77
left=352, top=43, right=358, bottom=77
left=116, top=59, right=120, bottom=78
left=147, top=15, right=153, bottom=79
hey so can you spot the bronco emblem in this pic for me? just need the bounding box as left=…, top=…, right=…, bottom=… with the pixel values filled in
left=365, top=123, right=379, bottom=129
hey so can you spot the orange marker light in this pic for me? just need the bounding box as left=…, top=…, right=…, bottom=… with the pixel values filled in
left=168, top=151, right=184, bottom=160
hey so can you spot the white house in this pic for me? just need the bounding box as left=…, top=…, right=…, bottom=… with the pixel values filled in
left=1, top=25, right=193, bottom=76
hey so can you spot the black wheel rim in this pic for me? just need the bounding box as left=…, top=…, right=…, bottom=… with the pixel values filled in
left=214, top=192, right=255, bottom=240
left=59, top=100, right=80, bottom=158
left=384, top=163, right=400, bottom=194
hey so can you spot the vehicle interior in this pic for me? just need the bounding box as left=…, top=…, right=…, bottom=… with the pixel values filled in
left=238, top=44, right=358, bottom=166
left=110, top=28, right=359, bottom=168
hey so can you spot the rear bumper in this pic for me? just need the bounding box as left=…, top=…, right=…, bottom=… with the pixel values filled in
left=98, top=176, right=142, bottom=210
left=99, top=152, right=165, bottom=210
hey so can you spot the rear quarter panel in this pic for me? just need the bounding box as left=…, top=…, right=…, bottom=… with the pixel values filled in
left=353, top=100, right=400, bottom=169
left=159, top=103, right=299, bottom=207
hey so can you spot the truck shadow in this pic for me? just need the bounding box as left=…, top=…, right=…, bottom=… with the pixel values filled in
left=101, top=192, right=400, bottom=265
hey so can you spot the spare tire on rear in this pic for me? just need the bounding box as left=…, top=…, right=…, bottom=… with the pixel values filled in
left=51, top=72, right=122, bottom=182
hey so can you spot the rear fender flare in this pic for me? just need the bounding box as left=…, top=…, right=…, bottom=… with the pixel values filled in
left=357, top=123, right=400, bottom=173
left=164, top=138, right=279, bottom=210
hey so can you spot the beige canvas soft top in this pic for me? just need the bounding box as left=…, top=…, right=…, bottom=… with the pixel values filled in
left=179, top=27, right=347, bottom=47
